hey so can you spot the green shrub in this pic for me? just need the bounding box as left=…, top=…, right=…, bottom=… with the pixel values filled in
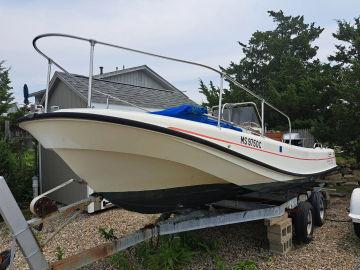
left=98, top=227, right=117, bottom=240
left=0, top=138, right=14, bottom=178
left=336, top=155, right=357, bottom=167
left=136, top=235, right=194, bottom=270
left=350, top=139, right=360, bottom=164
left=181, top=231, right=220, bottom=254
left=55, top=246, right=65, bottom=260
left=108, top=252, right=135, bottom=270
left=0, top=139, right=35, bottom=207
left=233, top=259, right=258, bottom=270
left=214, top=254, right=227, bottom=270
left=107, top=232, right=227, bottom=270
left=181, top=232, right=226, bottom=269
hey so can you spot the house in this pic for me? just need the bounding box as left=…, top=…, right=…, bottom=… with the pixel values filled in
left=3, top=103, right=19, bottom=140
left=3, top=103, right=32, bottom=145
left=29, top=65, right=196, bottom=212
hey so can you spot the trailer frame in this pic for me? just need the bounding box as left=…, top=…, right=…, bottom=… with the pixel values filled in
left=0, top=176, right=326, bottom=270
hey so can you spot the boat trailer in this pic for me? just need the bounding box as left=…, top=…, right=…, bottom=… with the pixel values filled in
left=0, top=176, right=329, bottom=270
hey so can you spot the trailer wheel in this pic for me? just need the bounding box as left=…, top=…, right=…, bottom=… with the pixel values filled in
left=310, top=192, right=325, bottom=227
left=354, top=223, right=360, bottom=239
left=293, top=201, right=314, bottom=243
left=321, top=190, right=330, bottom=209
left=0, top=250, right=11, bottom=270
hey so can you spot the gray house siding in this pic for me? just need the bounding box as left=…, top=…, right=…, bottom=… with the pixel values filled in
left=41, top=147, right=87, bottom=204
left=104, top=70, right=167, bottom=90
left=48, top=80, right=86, bottom=110
left=35, top=95, right=42, bottom=104
left=40, top=80, right=88, bottom=205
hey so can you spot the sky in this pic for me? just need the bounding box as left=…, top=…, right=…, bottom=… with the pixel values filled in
left=0, top=0, right=359, bottom=105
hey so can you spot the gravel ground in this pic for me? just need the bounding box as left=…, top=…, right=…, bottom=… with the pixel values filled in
left=0, top=209, right=158, bottom=269
left=1, top=195, right=359, bottom=270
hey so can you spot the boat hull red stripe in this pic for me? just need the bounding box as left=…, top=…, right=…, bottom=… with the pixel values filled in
left=169, top=127, right=334, bottom=161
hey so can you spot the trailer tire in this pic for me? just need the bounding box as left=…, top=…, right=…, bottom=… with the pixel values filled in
left=293, top=201, right=314, bottom=243
left=321, top=190, right=330, bottom=209
left=354, top=223, right=360, bottom=239
left=310, top=192, right=325, bottom=227
left=0, top=250, right=11, bottom=270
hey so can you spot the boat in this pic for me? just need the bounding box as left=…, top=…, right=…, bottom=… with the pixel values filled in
left=19, top=33, right=337, bottom=213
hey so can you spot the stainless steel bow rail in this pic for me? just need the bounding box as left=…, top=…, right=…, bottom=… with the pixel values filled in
left=0, top=175, right=327, bottom=270
left=33, top=33, right=292, bottom=144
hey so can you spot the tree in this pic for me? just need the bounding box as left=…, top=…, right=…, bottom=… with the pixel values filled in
left=199, top=79, right=232, bottom=108
left=314, top=17, right=360, bottom=161
left=0, top=61, right=13, bottom=114
left=0, top=61, right=34, bottom=205
left=200, top=10, right=329, bottom=130
left=0, top=138, right=35, bottom=206
left=328, top=17, right=360, bottom=66
left=0, top=61, right=14, bottom=134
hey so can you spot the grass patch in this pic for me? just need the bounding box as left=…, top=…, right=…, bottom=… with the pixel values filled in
left=214, top=254, right=227, bottom=270
left=335, top=184, right=357, bottom=194
left=136, top=234, right=195, bottom=270
left=180, top=231, right=220, bottom=253
left=109, top=252, right=135, bottom=270
left=336, top=156, right=357, bottom=167
left=21, top=208, right=33, bottom=220
left=0, top=223, right=9, bottom=238
left=107, top=232, right=260, bottom=270
left=233, top=259, right=258, bottom=270
left=107, top=232, right=222, bottom=270
left=55, top=246, right=65, bottom=261
left=98, top=227, right=117, bottom=240
left=266, top=256, right=274, bottom=268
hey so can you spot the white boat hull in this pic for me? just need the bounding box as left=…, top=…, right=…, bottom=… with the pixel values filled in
left=19, top=109, right=337, bottom=213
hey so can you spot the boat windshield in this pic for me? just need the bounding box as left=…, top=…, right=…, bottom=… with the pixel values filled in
left=211, top=103, right=262, bottom=131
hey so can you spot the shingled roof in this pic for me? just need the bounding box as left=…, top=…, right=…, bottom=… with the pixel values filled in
left=94, top=65, right=179, bottom=92
left=40, top=71, right=197, bottom=109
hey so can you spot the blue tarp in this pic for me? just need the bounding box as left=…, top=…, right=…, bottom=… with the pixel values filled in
left=151, top=104, right=242, bottom=132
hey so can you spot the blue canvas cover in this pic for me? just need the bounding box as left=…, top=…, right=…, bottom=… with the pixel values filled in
left=151, top=105, right=242, bottom=132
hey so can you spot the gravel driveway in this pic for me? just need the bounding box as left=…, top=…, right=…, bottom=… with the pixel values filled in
left=1, top=196, right=359, bottom=270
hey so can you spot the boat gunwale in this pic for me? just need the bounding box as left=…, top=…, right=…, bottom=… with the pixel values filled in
left=19, top=112, right=338, bottom=177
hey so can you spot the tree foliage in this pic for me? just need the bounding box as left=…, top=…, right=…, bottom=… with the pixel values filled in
left=0, top=60, right=35, bottom=205
left=314, top=17, right=360, bottom=160
left=0, top=61, right=13, bottom=113
left=201, top=11, right=330, bottom=129
left=200, top=11, right=360, bottom=161
left=0, top=61, right=14, bottom=133
left=0, top=139, right=35, bottom=206
left=328, top=17, right=360, bottom=66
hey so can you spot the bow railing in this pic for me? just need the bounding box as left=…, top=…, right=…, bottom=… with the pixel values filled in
left=33, top=33, right=292, bottom=144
